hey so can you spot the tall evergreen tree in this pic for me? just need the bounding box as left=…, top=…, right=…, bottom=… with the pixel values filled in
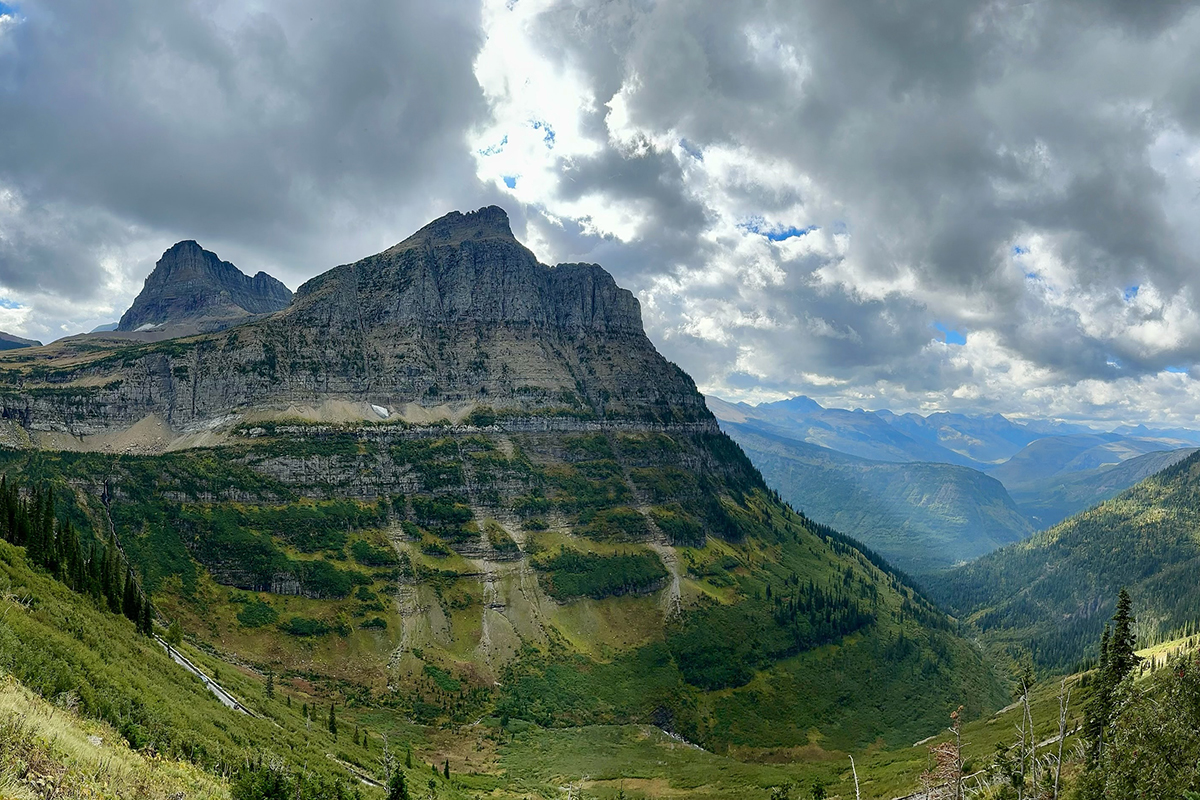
left=387, top=771, right=410, bottom=800
left=122, top=570, right=141, bottom=622
left=1109, top=589, right=1140, bottom=679
left=1084, top=591, right=1141, bottom=770
left=139, top=594, right=154, bottom=635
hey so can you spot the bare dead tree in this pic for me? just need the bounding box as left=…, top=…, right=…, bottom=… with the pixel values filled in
left=1023, top=680, right=1038, bottom=794
left=1054, top=678, right=1072, bottom=800
left=382, top=733, right=394, bottom=786
left=921, top=706, right=966, bottom=800
left=850, top=754, right=862, bottom=800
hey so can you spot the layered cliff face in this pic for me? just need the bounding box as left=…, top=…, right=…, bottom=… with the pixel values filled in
left=117, top=240, right=292, bottom=334
left=0, top=206, right=707, bottom=438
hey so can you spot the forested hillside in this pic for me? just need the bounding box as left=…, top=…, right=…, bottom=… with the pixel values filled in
left=934, top=451, right=1200, bottom=668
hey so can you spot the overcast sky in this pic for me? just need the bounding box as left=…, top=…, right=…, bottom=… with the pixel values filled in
left=3, top=1, right=1200, bottom=425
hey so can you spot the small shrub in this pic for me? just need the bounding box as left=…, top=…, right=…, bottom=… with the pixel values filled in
left=280, top=617, right=332, bottom=637
left=237, top=600, right=279, bottom=628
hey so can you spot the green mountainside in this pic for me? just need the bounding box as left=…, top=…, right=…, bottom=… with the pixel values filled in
left=719, top=421, right=1032, bottom=575
left=934, top=450, right=1200, bottom=669
left=0, top=425, right=1000, bottom=754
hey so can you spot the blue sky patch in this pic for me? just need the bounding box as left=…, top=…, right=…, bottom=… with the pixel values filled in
left=477, top=134, right=508, bottom=157
left=1123, top=285, right=1139, bottom=301
left=765, top=225, right=817, bottom=242
left=1012, top=245, right=1028, bottom=255
left=933, top=322, right=966, bottom=346
left=739, top=217, right=817, bottom=242
left=0, top=297, right=21, bottom=310
left=530, top=120, right=555, bottom=147
left=679, top=138, right=703, bottom=161
left=0, top=3, right=15, bottom=14
left=1166, top=365, right=1189, bottom=374
left=502, top=175, right=517, bottom=189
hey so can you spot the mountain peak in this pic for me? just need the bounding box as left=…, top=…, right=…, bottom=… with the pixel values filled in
left=117, top=241, right=292, bottom=333
left=392, top=205, right=515, bottom=252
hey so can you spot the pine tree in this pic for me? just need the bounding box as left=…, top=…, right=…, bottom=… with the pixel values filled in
left=387, top=771, right=410, bottom=800
left=266, top=670, right=275, bottom=699
left=1084, top=590, right=1142, bottom=769
left=443, top=759, right=449, bottom=780
left=328, top=703, right=337, bottom=739
left=25, top=488, right=48, bottom=565
left=405, top=743, right=412, bottom=769
left=122, top=570, right=141, bottom=623
left=1109, top=589, right=1140, bottom=679
left=139, top=595, right=154, bottom=636
left=166, top=619, right=183, bottom=648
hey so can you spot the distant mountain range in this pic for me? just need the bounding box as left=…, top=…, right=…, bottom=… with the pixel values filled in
left=708, top=395, right=1199, bottom=573
left=722, top=422, right=1033, bottom=574
left=0, top=331, right=42, bottom=350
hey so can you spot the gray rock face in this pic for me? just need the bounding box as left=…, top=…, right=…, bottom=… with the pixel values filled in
left=290, top=206, right=643, bottom=332
left=0, top=207, right=712, bottom=434
left=117, top=241, right=292, bottom=333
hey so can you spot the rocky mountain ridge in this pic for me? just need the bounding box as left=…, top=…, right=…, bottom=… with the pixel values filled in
left=0, top=207, right=707, bottom=444
left=117, top=239, right=292, bottom=334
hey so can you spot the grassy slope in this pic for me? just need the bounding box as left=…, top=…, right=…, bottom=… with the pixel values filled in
left=0, top=525, right=1076, bottom=800
left=934, top=450, right=1200, bottom=669
left=0, top=427, right=1005, bottom=753
left=0, top=669, right=227, bottom=800
left=0, top=422, right=1011, bottom=800
left=0, top=538, right=477, bottom=799
left=722, top=421, right=1031, bottom=574
left=498, top=663, right=1091, bottom=799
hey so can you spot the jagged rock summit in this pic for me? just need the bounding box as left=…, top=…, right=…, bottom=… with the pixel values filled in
left=117, top=240, right=292, bottom=334
left=0, top=206, right=708, bottom=442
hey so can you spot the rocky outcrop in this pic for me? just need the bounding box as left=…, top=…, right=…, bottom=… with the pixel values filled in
left=117, top=240, right=292, bottom=333
left=0, top=207, right=712, bottom=437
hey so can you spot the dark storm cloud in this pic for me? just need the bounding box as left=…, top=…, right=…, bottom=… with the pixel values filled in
left=0, top=0, right=490, bottom=308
